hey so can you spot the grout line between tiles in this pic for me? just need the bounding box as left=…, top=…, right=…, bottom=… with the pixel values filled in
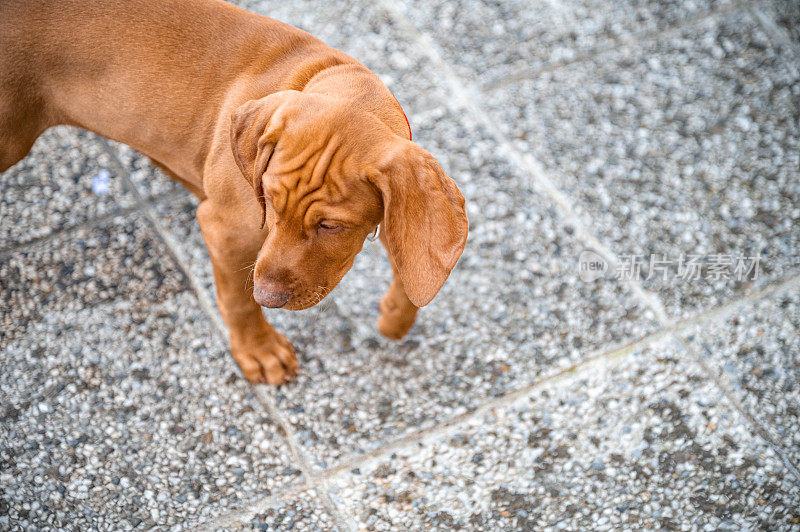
left=90, top=1, right=799, bottom=523
left=313, top=334, right=671, bottom=482
left=0, top=184, right=192, bottom=262
left=379, top=0, right=800, bottom=494
left=199, top=272, right=800, bottom=527
left=251, top=387, right=358, bottom=532
left=308, top=272, right=800, bottom=483
left=376, top=0, right=669, bottom=321
left=0, top=204, right=140, bottom=261
left=98, top=139, right=356, bottom=532
left=483, top=1, right=746, bottom=92
left=98, top=139, right=227, bottom=336
left=677, top=335, right=800, bottom=482
left=748, top=2, right=800, bottom=65
left=189, top=483, right=307, bottom=531
left=199, top=329, right=675, bottom=528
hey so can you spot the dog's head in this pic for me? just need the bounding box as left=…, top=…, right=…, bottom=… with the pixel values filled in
left=230, top=90, right=467, bottom=310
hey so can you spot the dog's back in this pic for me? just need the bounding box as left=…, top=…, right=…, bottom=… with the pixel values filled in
left=0, top=0, right=326, bottom=174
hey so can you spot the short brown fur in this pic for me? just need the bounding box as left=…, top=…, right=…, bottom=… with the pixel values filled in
left=0, top=0, right=468, bottom=384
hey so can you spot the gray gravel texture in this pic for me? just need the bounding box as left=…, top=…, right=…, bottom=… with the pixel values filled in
left=111, top=143, right=186, bottom=200
left=270, top=102, right=658, bottom=470
left=1, top=0, right=800, bottom=529
left=766, top=0, right=800, bottom=46
left=484, top=10, right=800, bottom=320
left=0, top=127, right=135, bottom=250
left=684, top=286, right=800, bottom=466
left=327, top=337, right=800, bottom=530
left=243, top=490, right=335, bottom=531
left=0, top=215, right=301, bottom=530
left=395, top=0, right=738, bottom=86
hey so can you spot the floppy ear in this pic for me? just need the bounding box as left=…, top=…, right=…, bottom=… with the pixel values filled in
left=230, top=90, right=301, bottom=227
left=369, top=140, right=468, bottom=307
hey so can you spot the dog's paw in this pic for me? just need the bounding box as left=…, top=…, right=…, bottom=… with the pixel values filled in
left=230, top=331, right=299, bottom=385
left=377, top=288, right=418, bottom=340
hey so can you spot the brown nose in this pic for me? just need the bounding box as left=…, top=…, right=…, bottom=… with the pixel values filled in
left=253, top=281, right=291, bottom=308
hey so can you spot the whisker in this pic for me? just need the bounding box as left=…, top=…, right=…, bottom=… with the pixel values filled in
left=235, top=261, right=256, bottom=273
left=243, top=265, right=255, bottom=291
left=312, top=285, right=331, bottom=311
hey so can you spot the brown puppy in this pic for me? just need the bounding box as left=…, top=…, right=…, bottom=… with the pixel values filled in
left=0, top=0, right=468, bottom=384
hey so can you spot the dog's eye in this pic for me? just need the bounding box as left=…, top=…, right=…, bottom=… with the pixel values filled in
left=318, top=221, right=342, bottom=231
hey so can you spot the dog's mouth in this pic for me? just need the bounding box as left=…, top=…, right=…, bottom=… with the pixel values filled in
left=282, top=287, right=334, bottom=311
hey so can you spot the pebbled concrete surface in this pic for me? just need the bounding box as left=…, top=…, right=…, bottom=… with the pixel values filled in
left=327, top=337, right=800, bottom=530
left=684, top=286, right=800, bottom=466
left=0, top=128, right=134, bottom=250
left=270, top=102, right=658, bottom=470
left=244, top=490, right=335, bottom=531
left=1, top=0, right=799, bottom=529
left=484, top=10, right=800, bottom=320
left=395, top=0, right=738, bottom=86
left=0, top=215, right=302, bottom=529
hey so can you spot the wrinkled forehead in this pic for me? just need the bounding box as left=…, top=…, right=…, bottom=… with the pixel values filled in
left=264, top=137, right=380, bottom=222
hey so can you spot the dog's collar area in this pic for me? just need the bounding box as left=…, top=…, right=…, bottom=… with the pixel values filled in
left=390, top=92, right=412, bottom=141
left=403, top=109, right=412, bottom=141
left=366, top=226, right=379, bottom=241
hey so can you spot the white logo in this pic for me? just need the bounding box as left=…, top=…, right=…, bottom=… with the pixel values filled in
left=578, top=250, right=608, bottom=282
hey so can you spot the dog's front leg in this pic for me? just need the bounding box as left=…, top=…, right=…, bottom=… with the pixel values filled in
left=377, top=230, right=419, bottom=340
left=197, top=200, right=299, bottom=384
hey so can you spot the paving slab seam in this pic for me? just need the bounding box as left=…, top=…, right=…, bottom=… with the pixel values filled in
left=483, top=0, right=748, bottom=92
left=666, top=271, right=800, bottom=479
left=667, top=273, right=800, bottom=335
left=188, top=482, right=307, bottom=531
left=513, top=27, right=800, bottom=484
left=671, top=275, right=800, bottom=482
left=376, top=0, right=669, bottom=324
left=677, top=336, right=800, bottom=483
left=367, top=0, right=800, bottom=509
left=748, top=2, right=800, bottom=63
left=194, top=329, right=672, bottom=528
left=84, top=8, right=799, bottom=524
left=250, top=387, right=359, bottom=532
left=197, top=270, right=800, bottom=528
left=0, top=203, right=139, bottom=260
left=312, top=335, right=671, bottom=483
left=97, top=138, right=227, bottom=335
left=465, top=5, right=800, bottom=471
left=97, top=139, right=357, bottom=531
left=152, top=189, right=799, bottom=528
left=303, top=272, right=800, bottom=483
left=0, top=184, right=192, bottom=261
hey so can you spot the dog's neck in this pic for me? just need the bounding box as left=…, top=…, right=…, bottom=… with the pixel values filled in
left=302, top=63, right=412, bottom=141
left=28, top=0, right=410, bottom=187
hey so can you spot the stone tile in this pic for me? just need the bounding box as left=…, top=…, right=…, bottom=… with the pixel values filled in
left=151, top=193, right=216, bottom=302
left=683, top=284, right=800, bottom=466
left=485, top=11, right=800, bottom=319
left=0, top=213, right=301, bottom=530
left=266, top=104, right=658, bottom=470
left=0, top=127, right=135, bottom=250
left=231, top=489, right=336, bottom=531
left=766, top=0, right=800, bottom=46
left=327, top=338, right=800, bottom=530
left=396, top=0, right=735, bottom=86
left=111, top=143, right=187, bottom=199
